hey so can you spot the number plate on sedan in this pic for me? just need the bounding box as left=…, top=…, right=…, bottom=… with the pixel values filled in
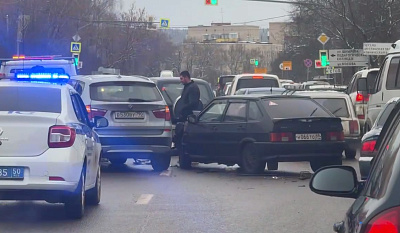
left=115, top=112, right=145, bottom=119
left=295, top=133, right=322, bottom=141
left=0, top=167, right=24, bottom=180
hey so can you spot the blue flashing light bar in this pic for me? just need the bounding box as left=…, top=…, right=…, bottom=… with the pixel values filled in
left=15, top=72, right=70, bottom=82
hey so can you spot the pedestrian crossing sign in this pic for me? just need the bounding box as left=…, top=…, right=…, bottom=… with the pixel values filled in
left=160, top=18, right=170, bottom=29
left=71, top=42, right=81, bottom=53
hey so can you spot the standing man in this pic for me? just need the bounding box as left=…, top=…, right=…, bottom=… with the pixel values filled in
left=177, top=70, right=201, bottom=122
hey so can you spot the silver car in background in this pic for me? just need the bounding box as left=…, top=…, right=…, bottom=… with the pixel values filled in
left=69, top=75, right=172, bottom=171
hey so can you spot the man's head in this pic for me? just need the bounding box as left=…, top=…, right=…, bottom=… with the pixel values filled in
left=180, top=71, right=191, bottom=84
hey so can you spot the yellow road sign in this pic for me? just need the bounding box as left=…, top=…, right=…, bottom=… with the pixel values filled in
left=282, top=61, right=292, bottom=71
left=254, top=68, right=267, bottom=74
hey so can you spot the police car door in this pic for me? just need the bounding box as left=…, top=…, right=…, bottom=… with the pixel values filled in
left=70, top=94, right=96, bottom=186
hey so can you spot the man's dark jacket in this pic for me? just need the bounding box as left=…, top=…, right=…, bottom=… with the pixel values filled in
left=179, top=80, right=201, bottom=121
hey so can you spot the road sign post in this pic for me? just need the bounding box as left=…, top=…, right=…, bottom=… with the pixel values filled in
left=160, top=18, right=170, bottom=29
left=318, top=33, right=330, bottom=50
left=71, top=42, right=81, bottom=53
left=329, top=49, right=368, bottom=67
left=363, top=43, right=392, bottom=56
left=282, top=61, right=292, bottom=71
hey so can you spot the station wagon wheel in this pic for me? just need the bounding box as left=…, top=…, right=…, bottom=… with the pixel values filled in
left=241, top=143, right=265, bottom=174
left=345, top=149, right=357, bottom=160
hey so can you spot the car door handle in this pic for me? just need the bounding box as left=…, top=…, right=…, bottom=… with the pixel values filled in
left=376, top=105, right=381, bottom=108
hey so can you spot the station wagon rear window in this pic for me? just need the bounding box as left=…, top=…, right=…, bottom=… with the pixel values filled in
left=90, top=81, right=162, bottom=102
left=0, top=87, right=61, bottom=113
left=263, top=98, right=331, bottom=119
left=237, top=77, right=279, bottom=90
left=313, top=98, right=350, bottom=118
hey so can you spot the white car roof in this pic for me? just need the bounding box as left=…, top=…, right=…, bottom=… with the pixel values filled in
left=293, top=91, right=350, bottom=98
left=2, top=60, right=73, bottom=65
left=72, top=75, right=153, bottom=84
left=354, top=68, right=380, bottom=77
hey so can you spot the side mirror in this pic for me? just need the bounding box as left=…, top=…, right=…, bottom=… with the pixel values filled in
left=188, top=114, right=198, bottom=124
left=94, top=116, right=109, bottom=128
left=310, top=166, right=360, bottom=199
left=357, top=78, right=369, bottom=94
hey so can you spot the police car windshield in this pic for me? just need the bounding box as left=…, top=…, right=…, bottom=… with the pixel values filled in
left=0, top=87, right=61, bottom=113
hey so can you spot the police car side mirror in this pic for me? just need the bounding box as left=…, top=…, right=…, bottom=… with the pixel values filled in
left=94, top=117, right=108, bottom=128
left=188, top=115, right=198, bottom=124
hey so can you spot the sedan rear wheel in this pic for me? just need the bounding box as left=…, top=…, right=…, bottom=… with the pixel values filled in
left=267, top=161, right=278, bottom=171
left=240, top=143, right=265, bottom=174
left=86, top=167, right=101, bottom=205
left=151, top=155, right=171, bottom=172
left=65, top=171, right=85, bottom=219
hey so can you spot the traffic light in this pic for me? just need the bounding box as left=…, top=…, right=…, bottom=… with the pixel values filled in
left=72, top=53, right=79, bottom=66
left=315, top=60, right=322, bottom=68
left=319, top=50, right=329, bottom=67
left=254, top=59, right=259, bottom=67
left=205, top=0, right=218, bottom=5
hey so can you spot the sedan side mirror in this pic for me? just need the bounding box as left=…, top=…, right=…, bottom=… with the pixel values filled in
left=310, top=166, right=361, bottom=199
left=94, top=116, right=109, bottom=128
left=188, top=114, right=198, bottom=124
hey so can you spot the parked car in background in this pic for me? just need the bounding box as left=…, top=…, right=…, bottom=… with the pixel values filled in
left=346, top=68, right=379, bottom=132
left=179, top=95, right=345, bottom=173
left=69, top=75, right=172, bottom=171
left=294, top=91, right=360, bottom=159
left=309, top=95, right=400, bottom=233
left=223, top=82, right=233, bottom=96
left=216, top=75, right=235, bottom=96
left=228, top=74, right=281, bottom=95
left=150, top=77, right=215, bottom=124
left=359, top=97, right=399, bottom=179
left=235, top=87, right=286, bottom=95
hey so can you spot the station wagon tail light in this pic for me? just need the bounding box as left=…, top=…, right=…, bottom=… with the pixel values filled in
left=358, top=115, right=365, bottom=119
left=365, top=206, right=400, bottom=233
left=326, top=132, right=344, bottom=141
left=356, top=93, right=370, bottom=102
left=350, top=120, right=359, bottom=135
left=153, top=106, right=171, bottom=121
left=253, top=76, right=264, bottom=79
left=48, top=126, right=76, bottom=148
left=270, top=132, right=293, bottom=142
left=362, top=140, right=377, bottom=152
left=86, top=105, right=107, bottom=121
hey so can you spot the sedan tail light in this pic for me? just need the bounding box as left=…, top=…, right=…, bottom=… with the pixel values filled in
left=365, top=206, right=400, bottom=233
left=270, top=132, right=294, bottom=142
left=356, top=93, right=370, bottom=102
left=48, top=126, right=76, bottom=148
left=326, top=132, right=344, bottom=141
left=362, top=140, right=377, bottom=152
left=357, top=115, right=365, bottom=119
left=153, top=106, right=171, bottom=121
left=86, top=105, right=107, bottom=121
left=349, top=120, right=359, bottom=135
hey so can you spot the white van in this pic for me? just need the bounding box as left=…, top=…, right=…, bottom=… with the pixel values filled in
left=364, top=40, right=400, bottom=132
left=229, top=74, right=281, bottom=95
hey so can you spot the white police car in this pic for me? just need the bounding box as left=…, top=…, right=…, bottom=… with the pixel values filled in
left=0, top=69, right=108, bottom=219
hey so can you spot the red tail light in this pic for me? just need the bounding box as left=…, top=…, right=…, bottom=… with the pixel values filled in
left=326, top=132, right=344, bottom=141
left=86, top=105, right=107, bottom=121
left=270, top=132, right=294, bottom=142
left=362, top=140, right=377, bottom=152
left=356, top=93, right=370, bottom=102
left=0, top=73, right=5, bottom=79
left=153, top=106, right=171, bottom=121
left=358, top=115, right=365, bottom=119
left=48, top=126, right=76, bottom=148
left=365, top=206, right=400, bottom=233
left=350, top=120, right=359, bottom=135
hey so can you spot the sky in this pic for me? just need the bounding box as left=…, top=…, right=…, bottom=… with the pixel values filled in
left=120, top=0, right=290, bottom=28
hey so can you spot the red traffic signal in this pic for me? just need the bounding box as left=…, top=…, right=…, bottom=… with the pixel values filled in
left=315, top=60, right=322, bottom=68
left=205, top=0, right=218, bottom=5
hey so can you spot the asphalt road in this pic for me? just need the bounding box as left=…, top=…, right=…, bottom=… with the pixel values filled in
left=0, top=157, right=359, bottom=233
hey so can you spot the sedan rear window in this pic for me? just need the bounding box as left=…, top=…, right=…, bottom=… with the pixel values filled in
left=313, top=98, right=350, bottom=118
left=263, top=98, right=331, bottom=119
left=0, top=87, right=61, bottom=113
left=90, top=81, right=162, bottom=102
left=237, top=77, right=279, bottom=90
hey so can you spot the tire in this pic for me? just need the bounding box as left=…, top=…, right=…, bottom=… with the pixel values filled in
left=240, top=143, right=266, bottom=174
left=151, top=155, right=171, bottom=172
left=65, top=171, right=85, bottom=219
left=310, top=157, right=342, bottom=172
left=109, top=158, right=127, bottom=165
left=267, top=161, right=278, bottom=171
left=345, top=149, right=357, bottom=160
left=86, top=167, right=101, bottom=205
left=178, top=145, right=192, bottom=170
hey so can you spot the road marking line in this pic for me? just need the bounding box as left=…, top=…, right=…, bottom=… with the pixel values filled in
left=159, top=169, right=172, bottom=177
left=135, top=194, right=154, bottom=205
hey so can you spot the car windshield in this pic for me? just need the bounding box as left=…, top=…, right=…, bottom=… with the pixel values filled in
left=237, top=77, right=279, bottom=89
left=263, top=98, right=331, bottom=119
left=0, top=87, right=61, bottom=113
left=90, top=81, right=162, bottom=102
left=313, top=98, right=350, bottom=118
left=376, top=102, right=396, bottom=127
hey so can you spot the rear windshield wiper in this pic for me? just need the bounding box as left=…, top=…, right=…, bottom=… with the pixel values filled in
left=128, top=98, right=151, bottom=102
left=331, top=107, right=343, bottom=115
left=310, top=108, right=318, bottom=117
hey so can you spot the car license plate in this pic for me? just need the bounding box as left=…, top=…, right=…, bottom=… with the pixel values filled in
left=0, top=167, right=24, bottom=180
left=295, top=133, right=322, bottom=141
left=115, top=112, right=145, bottom=119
